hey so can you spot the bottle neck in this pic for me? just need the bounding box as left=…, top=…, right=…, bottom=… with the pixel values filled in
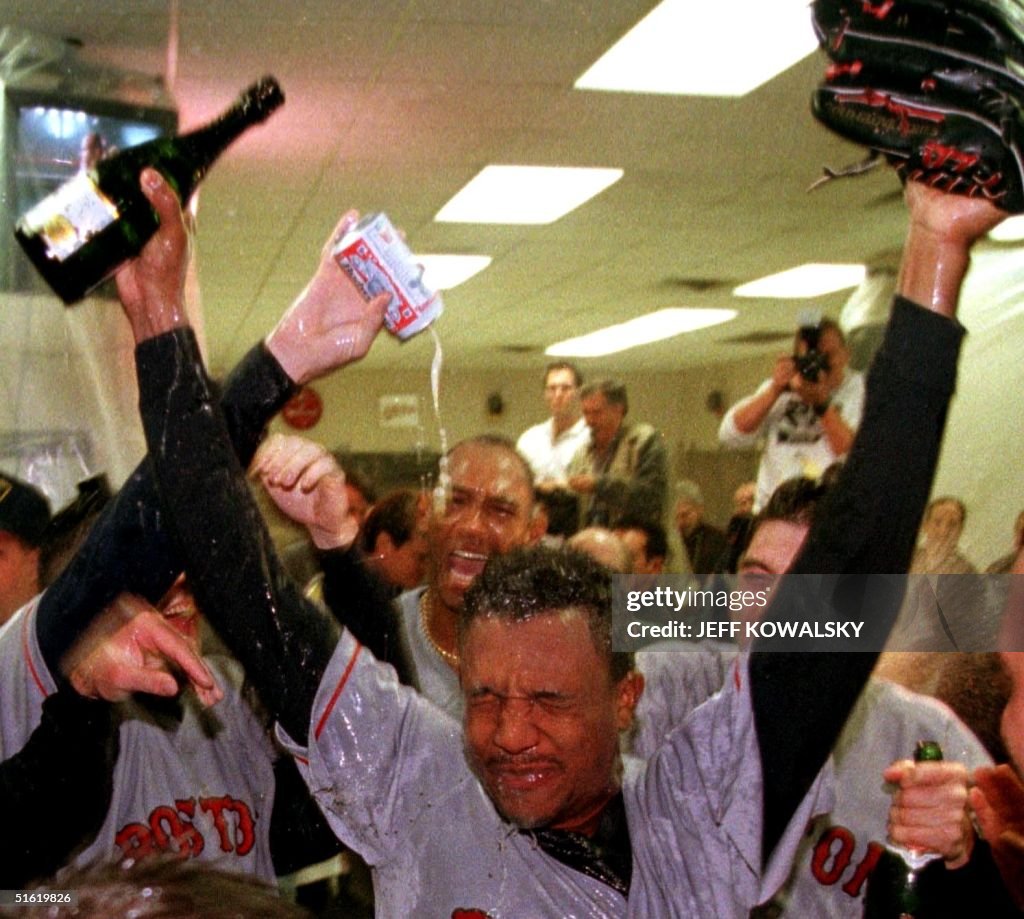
left=173, top=81, right=282, bottom=185
left=176, top=106, right=261, bottom=179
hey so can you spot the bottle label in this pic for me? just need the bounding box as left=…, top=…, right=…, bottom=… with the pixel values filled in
left=20, top=172, right=119, bottom=262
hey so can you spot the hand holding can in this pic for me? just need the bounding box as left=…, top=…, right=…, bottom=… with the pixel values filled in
left=332, top=212, right=443, bottom=340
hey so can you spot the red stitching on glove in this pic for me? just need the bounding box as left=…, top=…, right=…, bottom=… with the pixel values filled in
left=842, top=89, right=946, bottom=134
left=921, top=140, right=980, bottom=173
left=861, top=0, right=895, bottom=19
left=826, top=61, right=864, bottom=80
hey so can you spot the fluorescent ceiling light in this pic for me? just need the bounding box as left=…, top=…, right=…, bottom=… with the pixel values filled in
left=575, top=0, right=817, bottom=97
left=546, top=308, right=736, bottom=358
left=989, top=215, right=1024, bottom=242
left=435, top=165, right=623, bottom=225
left=414, top=254, right=492, bottom=290
left=734, top=264, right=866, bottom=299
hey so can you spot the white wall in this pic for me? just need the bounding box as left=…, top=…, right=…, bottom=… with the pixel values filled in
left=4, top=244, right=1021, bottom=568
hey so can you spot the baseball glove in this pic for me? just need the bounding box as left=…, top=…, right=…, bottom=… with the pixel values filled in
left=809, top=0, right=1024, bottom=212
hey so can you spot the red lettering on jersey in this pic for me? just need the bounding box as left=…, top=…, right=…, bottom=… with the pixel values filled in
left=199, top=796, right=256, bottom=856
left=811, top=826, right=888, bottom=900
left=231, top=799, right=255, bottom=856
left=811, top=825, right=855, bottom=885
left=452, top=911, right=493, bottom=919
left=115, top=796, right=256, bottom=862
left=842, top=840, right=884, bottom=897
left=149, top=804, right=204, bottom=859
left=174, top=799, right=206, bottom=858
left=115, top=823, right=155, bottom=859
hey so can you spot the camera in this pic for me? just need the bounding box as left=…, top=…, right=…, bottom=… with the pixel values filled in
left=794, top=323, right=831, bottom=383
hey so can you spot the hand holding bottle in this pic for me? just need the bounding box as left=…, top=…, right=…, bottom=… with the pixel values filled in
left=264, top=210, right=389, bottom=385
left=882, top=758, right=974, bottom=869
left=16, top=76, right=283, bottom=304
left=114, top=168, right=191, bottom=342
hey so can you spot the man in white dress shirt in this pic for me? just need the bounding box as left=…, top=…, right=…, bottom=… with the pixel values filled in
left=516, top=361, right=590, bottom=537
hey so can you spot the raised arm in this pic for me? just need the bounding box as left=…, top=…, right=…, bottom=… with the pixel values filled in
left=253, top=433, right=414, bottom=683
left=751, top=181, right=1007, bottom=862
left=35, top=194, right=386, bottom=683
left=118, top=168, right=385, bottom=739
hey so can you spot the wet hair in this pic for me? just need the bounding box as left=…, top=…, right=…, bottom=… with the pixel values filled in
left=544, top=361, right=583, bottom=388
left=445, top=434, right=536, bottom=494
left=359, top=488, right=419, bottom=553
left=460, top=543, right=633, bottom=683
left=579, top=378, right=629, bottom=414
left=615, top=516, right=668, bottom=562
left=13, top=857, right=310, bottom=918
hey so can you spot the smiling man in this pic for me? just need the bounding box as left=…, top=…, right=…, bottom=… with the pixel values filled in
left=387, top=436, right=547, bottom=716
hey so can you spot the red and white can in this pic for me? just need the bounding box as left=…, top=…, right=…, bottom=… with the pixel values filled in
left=332, top=212, right=443, bottom=340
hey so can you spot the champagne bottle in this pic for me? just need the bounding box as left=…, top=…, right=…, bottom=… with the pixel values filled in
left=862, top=740, right=945, bottom=918
left=14, top=76, right=285, bottom=305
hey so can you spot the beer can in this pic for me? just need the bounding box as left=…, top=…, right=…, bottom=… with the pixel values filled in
left=331, top=212, right=443, bottom=340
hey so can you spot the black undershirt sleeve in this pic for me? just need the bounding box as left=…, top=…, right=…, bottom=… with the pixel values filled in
left=0, top=690, right=118, bottom=889
left=317, top=546, right=413, bottom=686
left=35, top=342, right=296, bottom=679
left=750, top=298, right=966, bottom=864
left=136, top=328, right=335, bottom=740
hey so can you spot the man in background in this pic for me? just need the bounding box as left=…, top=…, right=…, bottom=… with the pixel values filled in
left=567, top=378, right=668, bottom=530
left=615, top=517, right=668, bottom=574
left=357, top=489, right=429, bottom=594
left=673, top=479, right=727, bottom=581
left=719, top=479, right=757, bottom=574
left=719, top=317, right=864, bottom=511
left=516, top=361, right=589, bottom=538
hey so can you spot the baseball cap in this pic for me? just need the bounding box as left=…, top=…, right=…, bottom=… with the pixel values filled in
left=0, top=472, right=52, bottom=546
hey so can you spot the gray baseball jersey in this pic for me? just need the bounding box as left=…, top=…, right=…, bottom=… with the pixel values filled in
left=280, top=630, right=824, bottom=918
left=630, top=650, right=991, bottom=917
left=631, top=643, right=737, bottom=760
left=0, top=598, right=278, bottom=881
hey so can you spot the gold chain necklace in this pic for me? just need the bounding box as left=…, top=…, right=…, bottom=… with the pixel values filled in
left=419, top=590, right=459, bottom=669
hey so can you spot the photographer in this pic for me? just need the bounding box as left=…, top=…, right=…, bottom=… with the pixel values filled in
left=718, top=317, right=864, bottom=512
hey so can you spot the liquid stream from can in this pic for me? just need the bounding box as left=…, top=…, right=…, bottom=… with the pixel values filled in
left=429, top=326, right=450, bottom=514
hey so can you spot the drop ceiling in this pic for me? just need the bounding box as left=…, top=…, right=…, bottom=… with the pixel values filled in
left=1, top=0, right=910, bottom=376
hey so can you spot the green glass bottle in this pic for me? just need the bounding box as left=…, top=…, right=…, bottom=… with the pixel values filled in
left=14, top=76, right=285, bottom=305
left=862, top=740, right=945, bottom=918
